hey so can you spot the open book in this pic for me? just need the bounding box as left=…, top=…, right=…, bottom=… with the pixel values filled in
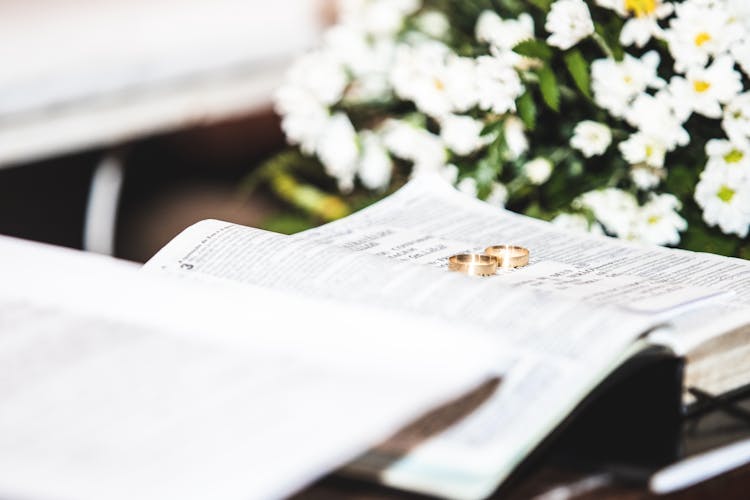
left=145, top=174, right=750, bottom=499
left=0, top=234, right=498, bottom=500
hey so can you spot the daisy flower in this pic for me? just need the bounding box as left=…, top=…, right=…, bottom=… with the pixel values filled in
left=570, top=121, right=612, bottom=158
left=545, top=0, right=595, bottom=50
left=723, top=93, right=750, bottom=143
left=591, top=51, right=664, bottom=118
left=668, top=56, right=743, bottom=120
left=523, top=158, right=554, bottom=185
left=630, top=193, right=687, bottom=246
left=664, top=1, right=742, bottom=72
left=625, top=90, right=690, bottom=152
left=576, top=188, right=639, bottom=238
left=439, top=115, right=489, bottom=156
left=695, top=166, right=750, bottom=237
left=619, top=132, right=667, bottom=168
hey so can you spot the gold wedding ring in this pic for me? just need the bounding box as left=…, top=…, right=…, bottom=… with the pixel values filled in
left=448, top=254, right=498, bottom=276
left=484, top=245, right=530, bottom=269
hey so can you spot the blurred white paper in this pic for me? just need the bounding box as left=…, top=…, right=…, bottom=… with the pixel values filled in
left=0, top=0, right=318, bottom=115
left=0, top=236, right=497, bottom=500
left=0, top=0, right=321, bottom=165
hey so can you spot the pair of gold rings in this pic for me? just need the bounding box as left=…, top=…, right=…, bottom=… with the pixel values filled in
left=448, top=245, right=530, bottom=277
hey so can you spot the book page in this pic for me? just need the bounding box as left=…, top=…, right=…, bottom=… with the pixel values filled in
left=296, top=176, right=727, bottom=315
left=296, top=175, right=750, bottom=351
left=145, top=219, right=660, bottom=499
left=147, top=219, right=652, bottom=362
left=0, top=236, right=495, bottom=500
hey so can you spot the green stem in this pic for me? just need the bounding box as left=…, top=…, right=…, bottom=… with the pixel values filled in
left=269, top=172, right=350, bottom=221
left=591, top=32, right=614, bottom=59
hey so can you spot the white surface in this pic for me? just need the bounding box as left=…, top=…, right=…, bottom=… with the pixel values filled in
left=650, top=438, right=750, bottom=494
left=83, top=154, right=124, bottom=254
left=0, top=0, right=320, bottom=166
left=0, top=0, right=317, bottom=115
left=0, top=235, right=498, bottom=500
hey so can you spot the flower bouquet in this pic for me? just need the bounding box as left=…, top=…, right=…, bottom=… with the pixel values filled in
left=261, top=0, right=750, bottom=257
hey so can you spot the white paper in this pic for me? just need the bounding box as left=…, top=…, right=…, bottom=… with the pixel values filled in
left=0, top=236, right=497, bottom=500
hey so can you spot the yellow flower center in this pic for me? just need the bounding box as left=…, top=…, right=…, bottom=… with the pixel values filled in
left=695, top=32, right=712, bottom=47
left=724, top=149, right=744, bottom=164
left=693, top=80, right=711, bottom=93
left=717, top=185, right=736, bottom=203
left=625, top=0, right=657, bottom=17
left=647, top=215, right=661, bottom=225
left=433, top=78, right=445, bottom=91
left=645, top=145, right=654, bottom=157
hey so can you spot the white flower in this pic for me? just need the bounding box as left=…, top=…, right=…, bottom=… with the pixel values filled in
left=625, top=91, right=690, bottom=151
left=475, top=55, right=524, bottom=115
left=723, top=93, right=750, bottom=143
left=570, top=121, right=612, bottom=158
left=594, top=0, right=627, bottom=16
left=727, top=0, right=750, bottom=31
left=325, top=26, right=396, bottom=88
left=664, top=1, right=742, bottom=72
left=415, top=10, right=451, bottom=39
left=630, top=165, right=663, bottom=190
left=545, top=0, right=595, bottom=50
left=577, top=188, right=639, bottom=238
left=523, top=157, right=554, bottom=185
left=503, top=116, right=529, bottom=160
left=668, top=56, right=743, bottom=120
left=596, top=0, right=673, bottom=47
left=339, top=0, right=420, bottom=37
left=476, top=12, right=536, bottom=69
left=457, top=177, right=479, bottom=197
left=731, top=38, right=750, bottom=80
left=316, top=113, right=360, bottom=191
left=705, top=138, right=750, bottom=184
left=275, top=86, right=330, bottom=155
left=274, top=47, right=352, bottom=155
left=591, top=51, right=664, bottom=118
left=577, top=188, right=686, bottom=244
left=551, top=212, right=604, bottom=235
left=440, top=115, right=489, bottom=156
left=619, top=132, right=667, bottom=168
left=695, top=166, right=750, bottom=237
left=439, top=164, right=460, bottom=184
left=631, top=193, right=687, bottom=246
left=551, top=213, right=588, bottom=232
left=390, top=41, right=478, bottom=118
left=331, top=32, right=396, bottom=104
left=476, top=11, right=535, bottom=51
left=486, top=182, right=509, bottom=206
left=283, top=50, right=349, bottom=106
left=358, top=131, right=393, bottom=190
left=382, top=119, right=447, bottom=174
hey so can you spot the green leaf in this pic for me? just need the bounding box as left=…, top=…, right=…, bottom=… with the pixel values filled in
left=525, top=0, right=553, bottom=12
left=594, top=20, right=624, bottom=61
left=563, top=49, right=591, bottom=98
left=512, top=39, right=553, bottom=61
left=481, top=118, right=504, bottom=137
left=262, top=214, right=315, bottom=235
left=517, top=91, right=537, bottom=131
left=537, top=66, right=560, bottom=112
left=680, top=222, right=739, bottom=257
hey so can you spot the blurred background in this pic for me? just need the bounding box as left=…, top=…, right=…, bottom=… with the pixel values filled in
left=0, top=0, right=333, bottom=262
